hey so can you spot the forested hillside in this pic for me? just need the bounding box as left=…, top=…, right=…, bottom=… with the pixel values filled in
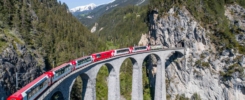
left=0, top=0, right=106, bottom=98
left=0, top=0, right=106, bottom=69
left=96, top=6, right=148, bottom=47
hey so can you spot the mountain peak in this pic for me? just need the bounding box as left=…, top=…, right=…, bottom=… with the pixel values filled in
left=70, top=3, right=97, bottom=13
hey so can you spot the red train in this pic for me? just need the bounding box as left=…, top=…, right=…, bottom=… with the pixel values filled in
left=91, top=50, right=115, bottom=62
left=7, top=45, right=163, bottom=100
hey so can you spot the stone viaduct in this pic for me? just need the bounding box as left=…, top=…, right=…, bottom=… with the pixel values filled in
left=38, top=48, right=185, bottom=100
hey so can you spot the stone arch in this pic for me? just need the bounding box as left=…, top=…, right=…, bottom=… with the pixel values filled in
left=51, top=91, right=64, bottom=100
left=70, top=73, right=90, bottom=100
left=141, top=53, right=162, bottom=100
left=142, top=53, right=162, bottom=76
left=118, top=57, right=138, bottom=100
left=105, top=63, right=116, bottom=75
left=80, top=73, right=90, bottom=100
left=94, top=63, right=116, bottom=81
left=95, top=63, right=116, bottom=76
left=117, top=57, right=138, bottom=72
left=95, top=63, right=116, bottom=100
left=142, top=53, right=162, bottom=78
left=128, top=57, right=138, bottom=69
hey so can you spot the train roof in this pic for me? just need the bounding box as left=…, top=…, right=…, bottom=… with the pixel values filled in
left=51, top=63, right=70, bottom=71
left=75, top=56, right=91, bottom=61
left=9, top=74, right=48, bottom=97
left=134, top=45, right=147, bottom=47
left=115, top=48, right=129, bottom=50
left=91, top=50, right=114, bottom=55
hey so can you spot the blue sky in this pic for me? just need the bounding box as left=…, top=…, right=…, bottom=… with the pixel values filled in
left=58, top=0, right=114, bottom=9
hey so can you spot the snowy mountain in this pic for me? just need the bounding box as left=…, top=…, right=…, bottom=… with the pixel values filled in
left=72, top=0, right=149, bottom=27
left=70, top=3, right=97, bottom=13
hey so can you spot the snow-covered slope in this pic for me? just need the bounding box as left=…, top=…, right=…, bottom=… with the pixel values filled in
left=72, top=0, right=149, bottom=27
left=70, top=3, right=97, bottom=13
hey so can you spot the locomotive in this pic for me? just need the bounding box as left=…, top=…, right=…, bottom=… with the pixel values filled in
left=7, top=45, right=163, bottom=100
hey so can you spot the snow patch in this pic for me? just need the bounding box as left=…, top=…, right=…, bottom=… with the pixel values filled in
left=86, top=16, right=93, bottom=19
left=106, top=4, right=118, bottom=11
left=70, top=3, right=97, bottom=13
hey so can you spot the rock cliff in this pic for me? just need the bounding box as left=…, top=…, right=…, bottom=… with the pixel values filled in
left=225, top=4, right=245, bottom=47
left=0, top=30, right=46, bottom=99
left=147, top=4, right=245, bottom=100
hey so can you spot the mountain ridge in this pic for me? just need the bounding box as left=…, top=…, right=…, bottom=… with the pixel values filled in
left=70, top=3, right=97, bottom=13
left=72, top=0, right=149, bottom=27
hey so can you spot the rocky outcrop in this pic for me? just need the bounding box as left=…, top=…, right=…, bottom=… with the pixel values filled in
left=147, top=5, right=245, bottom=100
left=138, top=34, right=149, bottom=46
left=225, top=4, right=245, bottom=31
left=91, top=23, right=98, bottom=33
left=0, top=31, right=46, bottom=99
left=225, top=4, right=245, bottom=46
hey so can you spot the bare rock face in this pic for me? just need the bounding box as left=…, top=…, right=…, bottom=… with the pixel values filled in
left=148, top=7, right=208, bottom=51
left=91, top=23, right=98, bottom=33
left=240, top=56, right=245, bottom=67
left=225, top=4, right=245, bottom=46
left=225, top=4, right=245, bottom=31
left=0, top=41, right=45, bottom=99
left=138, top=34, right=149, bottom=46
left=147, top=5, right=245, bottom=100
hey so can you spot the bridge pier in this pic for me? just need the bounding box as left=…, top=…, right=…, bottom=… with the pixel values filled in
left=154, top=57, right=167, bottom=100
left=108, top=70, right=118, bottom=100
left=132, top=59, right=143, bottom=100
left=82, top=78, right=96, bottom=100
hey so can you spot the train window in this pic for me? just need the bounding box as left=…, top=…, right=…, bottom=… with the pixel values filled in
left=39, top=83, right=43, bottom=89
left=117, top=49, right=129, bottom=53
left=34, top=87, right=38, bottom=94
left=33, top=88, right=37, bottom=96
left=85, top=58, right=90, bottom=62
left=27, top=91, right=31, bottom=99
left=77, top=59, right=83, bottom=65
left=135, top=46, right=146, bottom=50
left=96, top=54, right=101, bottom=58
left=78, top=57, right=91, bottom=65
left=28, top=92, right=31, bottom=99
left=55, top=64, right=72, bottom=78
left=27, top=87, right=35, bottom=99
left=40, top=78, right=47, bottom=88
left=64, top=65, right=69, bottom=71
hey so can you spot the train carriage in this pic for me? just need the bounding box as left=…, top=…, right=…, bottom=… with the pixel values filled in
left=75, top=56, right=93, bottom=69
left=114, top=47, right=133, bottom=56
left=132, top=45, right=150, bottom=52
left=50, top=61, right=76, bottom=83
left=91, top=50, right=114, bottom=62
left=7, top=73, right=53, bottom=100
